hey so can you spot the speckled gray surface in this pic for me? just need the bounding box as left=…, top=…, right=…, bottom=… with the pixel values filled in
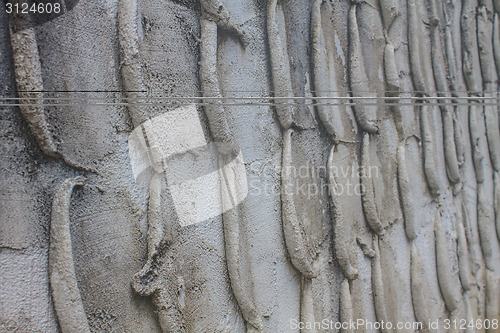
left=1, top=0, right=500, bottom=332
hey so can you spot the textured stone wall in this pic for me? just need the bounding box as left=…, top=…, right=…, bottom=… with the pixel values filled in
left=0, top=0, right=499, bottom=332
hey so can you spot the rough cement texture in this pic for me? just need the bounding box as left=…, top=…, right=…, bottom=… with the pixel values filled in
left=1, top=0, right=500, bottom=332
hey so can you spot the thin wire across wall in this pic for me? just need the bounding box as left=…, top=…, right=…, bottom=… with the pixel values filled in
left=0, top=91, right=499, bottom=107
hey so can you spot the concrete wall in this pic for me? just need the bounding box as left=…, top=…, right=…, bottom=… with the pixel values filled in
left=1, top=0, right=499, bottom=331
